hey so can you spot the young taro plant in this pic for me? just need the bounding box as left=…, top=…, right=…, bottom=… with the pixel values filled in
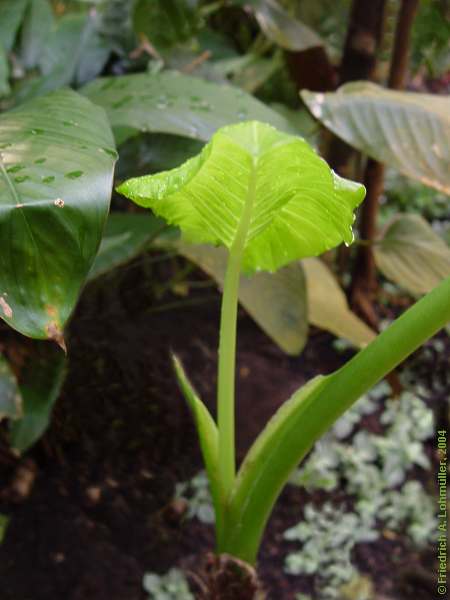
left=118, top=121, right=450, bottom=567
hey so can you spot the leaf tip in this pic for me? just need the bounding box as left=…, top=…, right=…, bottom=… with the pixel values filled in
left=45, top=321, right=67, bottom=354
left=0, top=296, right=13, bottom=320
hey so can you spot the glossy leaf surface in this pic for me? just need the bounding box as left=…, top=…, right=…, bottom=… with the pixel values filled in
left=118, top=121, right=365, bottom=274
left=302, top=83, right=450, bottom=194
left=82, top=71, right=302, bottom=145
left=374, top=213, right=450, bottom=296
left=0, top=89, right=116, bottom=340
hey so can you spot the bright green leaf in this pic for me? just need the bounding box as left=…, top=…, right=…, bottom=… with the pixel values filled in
left=301, top=82, right=450, bottom=195
left=0, top=89, right=117, bottom=340
left=82, top=71, right=303, bottom=145
left=374, top=213, right=450, bottom=296
left=117, top=121, right=365, bottom=275
left=10, top=346, right=66, bottom=453
left=302, top=257, right=376, bottom=347
left=179, top=243, right=308, bottom=355
left=221, top=374, right=327, bottom=560
left=0, top=354, right=22, bottom=422
left=251, top=0, right=323, bottom=51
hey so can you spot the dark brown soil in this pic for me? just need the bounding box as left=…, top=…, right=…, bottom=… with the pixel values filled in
left=0, top=256, right=444, bottom=599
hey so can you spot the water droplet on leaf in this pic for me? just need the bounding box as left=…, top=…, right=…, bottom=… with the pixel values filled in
left=65, top=171, right=83, bottom=179
left=7, top=164, right=25, bottom=173
left=112, top=95, right=133, bottom=109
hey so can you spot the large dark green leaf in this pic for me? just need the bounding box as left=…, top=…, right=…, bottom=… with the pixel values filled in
left=0, top=89, right=117, bottom=341
left=301, top=82, right=450, bottom=195
left=16, top=12, right=111, bottom=103
left=38, top=14, right=101, bottom=84
left=374, top=213, right=450, bottom=296
left=82, top=71, right=304, bottom=145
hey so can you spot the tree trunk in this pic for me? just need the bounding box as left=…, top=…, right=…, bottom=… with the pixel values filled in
left=328, top=0, right=387, bottom=176
left=350, top=0, right=420, bottom=323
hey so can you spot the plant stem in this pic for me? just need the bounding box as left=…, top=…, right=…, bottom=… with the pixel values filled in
left=222, top=275, right=450, bottom=563
left=217, top=163, right=256, bottom=499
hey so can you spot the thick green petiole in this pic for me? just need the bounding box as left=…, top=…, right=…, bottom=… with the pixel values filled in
left=217, top=164, right=257, bottom=499
left=219, top=274, right=450, bottom=563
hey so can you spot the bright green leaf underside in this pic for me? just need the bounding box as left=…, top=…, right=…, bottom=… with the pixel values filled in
left=117, top=121, right=365, bottom=274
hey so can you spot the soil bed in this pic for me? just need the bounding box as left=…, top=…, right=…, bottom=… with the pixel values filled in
left=0, top=258, right=444, bottom=599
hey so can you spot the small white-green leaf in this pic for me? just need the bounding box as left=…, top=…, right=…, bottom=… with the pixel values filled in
left=179, top=243, right=308, bottom=355
left=374, top=213, right=450, bottom=296
left=302, top=257, right=376, bottom=347
left=0, top=354, right=22, bottom=422
left=301, top=82, right=450, bottom=194
left=250, top=0, right=323, bottom=51
left=82, top=71, right=303, bottom=145
left=118, top=121, right=365, bottom=275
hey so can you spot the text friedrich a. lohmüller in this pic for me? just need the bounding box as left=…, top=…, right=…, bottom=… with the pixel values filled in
left=437, top=442, right=447, bottom=590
